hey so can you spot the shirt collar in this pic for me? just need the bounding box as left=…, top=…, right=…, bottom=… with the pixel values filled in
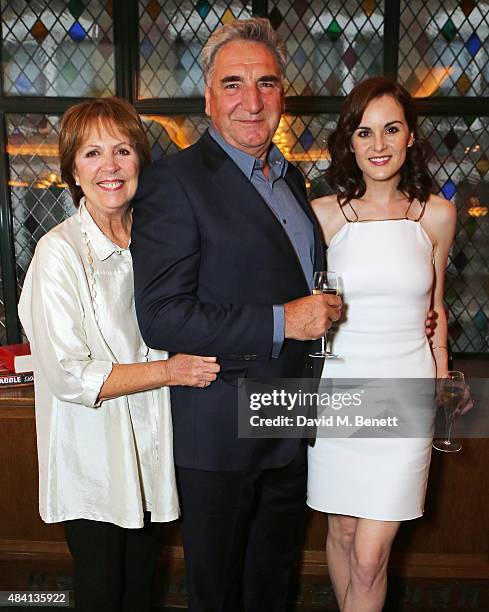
left=208, top=125, right=287, bottom=181
left=79, top=198, right=127, bottom=261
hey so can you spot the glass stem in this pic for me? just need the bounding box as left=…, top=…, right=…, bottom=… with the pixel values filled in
left=445, top=409, right=454, bottom=444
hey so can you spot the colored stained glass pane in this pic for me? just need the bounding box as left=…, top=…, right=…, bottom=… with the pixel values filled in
left=68, top=0, right=85, bottom=20
left=68, top=22, right=87, bottom=42
left=221, top=8, right=235, bottom=25
left=146, top=0, right=160, bottom=20
left=362, top=0, right=377, bottom=17
left=456, top=73, right=471, bottom=95
left=30, top=19, right=49, bottom=44
left=399, top=0, right=489, bottom=97
left=326, top=19, right=342, bottom=41
left=461, top=0, right=475, bottom=17
left=441, top=18, right=457, bottom=42
left=466, top=32, right=482, bottom=57
left=442, top=180, right=457, bottom=200
left=1, top=1, right=115, bottom=96
left=196, top=1, right=211, bottom=20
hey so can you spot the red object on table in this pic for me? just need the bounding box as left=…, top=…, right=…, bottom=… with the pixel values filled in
left=0, top=343, right=31, bottom=374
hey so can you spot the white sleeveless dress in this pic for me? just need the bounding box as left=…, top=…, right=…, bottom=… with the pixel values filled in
left=307, top=219, right=436, bottom=521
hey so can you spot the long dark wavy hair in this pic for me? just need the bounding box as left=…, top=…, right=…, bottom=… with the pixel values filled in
left=325, top=77, right=434, bottom=205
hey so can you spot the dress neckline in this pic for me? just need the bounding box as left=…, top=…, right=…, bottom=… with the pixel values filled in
left=328, top=218, right=434, bottom=250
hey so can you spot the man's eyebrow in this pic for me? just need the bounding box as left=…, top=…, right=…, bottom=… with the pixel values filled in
left=220, top=75, right=243, bottom=84
left=219, top=74, right=281, bottom=84
left=257, top=75, right=280, bottom=83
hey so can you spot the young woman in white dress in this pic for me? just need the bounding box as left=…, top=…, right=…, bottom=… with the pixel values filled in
left=307, top=77, right=456, bottom=612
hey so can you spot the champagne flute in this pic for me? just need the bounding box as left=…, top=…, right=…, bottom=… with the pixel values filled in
left=432, top=370, right=465, bottom=453
left=309, top=270, right=340, bottom=359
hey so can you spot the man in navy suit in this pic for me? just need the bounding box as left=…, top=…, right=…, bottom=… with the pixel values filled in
left=131, top=17, right=341, bottom=612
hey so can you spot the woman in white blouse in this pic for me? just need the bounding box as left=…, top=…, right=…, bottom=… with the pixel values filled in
left=18, top=97, right=220, bottom=612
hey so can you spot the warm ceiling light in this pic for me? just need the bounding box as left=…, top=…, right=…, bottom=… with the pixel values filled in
left=468, top=196, right=488, bottom=217
left=468, top=206, right=488, bottom=217
left=411, top=67, right=453, bottom=98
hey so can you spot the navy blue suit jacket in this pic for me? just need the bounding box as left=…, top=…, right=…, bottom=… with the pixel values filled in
left=131, top=130, right=325, bottom=471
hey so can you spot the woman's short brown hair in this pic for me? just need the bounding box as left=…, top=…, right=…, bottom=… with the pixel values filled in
left=59, top=97, right=151, bottom=207
left=325, top=76, right=434, bottom=205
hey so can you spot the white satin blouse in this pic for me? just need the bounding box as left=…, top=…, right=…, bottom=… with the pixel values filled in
left=18, top=201, right=179, bottom=528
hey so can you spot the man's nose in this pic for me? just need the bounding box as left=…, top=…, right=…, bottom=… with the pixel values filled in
left=241, top=84, right=264, bottom=114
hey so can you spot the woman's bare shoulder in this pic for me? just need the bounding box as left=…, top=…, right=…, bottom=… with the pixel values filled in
left=310, top=194, right=348, bottom=244
left=424, top=194, right=457, bottom=224
left=311, top=193, right=339, bottom=210
left=421, top=194, right=457, bottom=247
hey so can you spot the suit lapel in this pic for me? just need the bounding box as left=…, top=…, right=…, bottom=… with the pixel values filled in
left=198, top=130, right=322, bottom=287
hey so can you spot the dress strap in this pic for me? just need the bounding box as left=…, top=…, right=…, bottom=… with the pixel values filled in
left=415, top=200, right=427, bottom=221
left=403, top=198, right=414, bottom=219
left=339, top=200, right=359, bottom=223
left=404, top=198, right=427, bottom=221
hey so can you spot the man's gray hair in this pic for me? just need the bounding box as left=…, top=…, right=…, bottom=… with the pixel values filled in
left=201, top=17, right=287, bottom=85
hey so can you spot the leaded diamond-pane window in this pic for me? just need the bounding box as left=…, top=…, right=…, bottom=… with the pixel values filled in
left=420, top=115, right=489, bottom=351
left=142, top=114, right=209, bottom=158
left=270, top=0, right=384, bottom=96
left=274, top=113, right=337, bottom=196
left=138, top=0, right=252, bottom=99
left=399, top=0, right=489, bottom=97
left=7, top=114, right=75, bottom=293
left=1, top=0, right=115, bottom=97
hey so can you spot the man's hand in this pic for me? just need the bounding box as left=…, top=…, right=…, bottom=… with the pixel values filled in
left=284, top=294, right=342, bottom=341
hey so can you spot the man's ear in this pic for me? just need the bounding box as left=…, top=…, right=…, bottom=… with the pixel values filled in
left=204, top=86, right=211, bottom=118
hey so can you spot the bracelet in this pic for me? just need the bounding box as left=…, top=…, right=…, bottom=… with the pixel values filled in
left=431, top=345, right=448, bottom=350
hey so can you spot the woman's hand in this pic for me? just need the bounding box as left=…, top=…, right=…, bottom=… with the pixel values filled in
left=165, top=354, right=220, bottom=388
